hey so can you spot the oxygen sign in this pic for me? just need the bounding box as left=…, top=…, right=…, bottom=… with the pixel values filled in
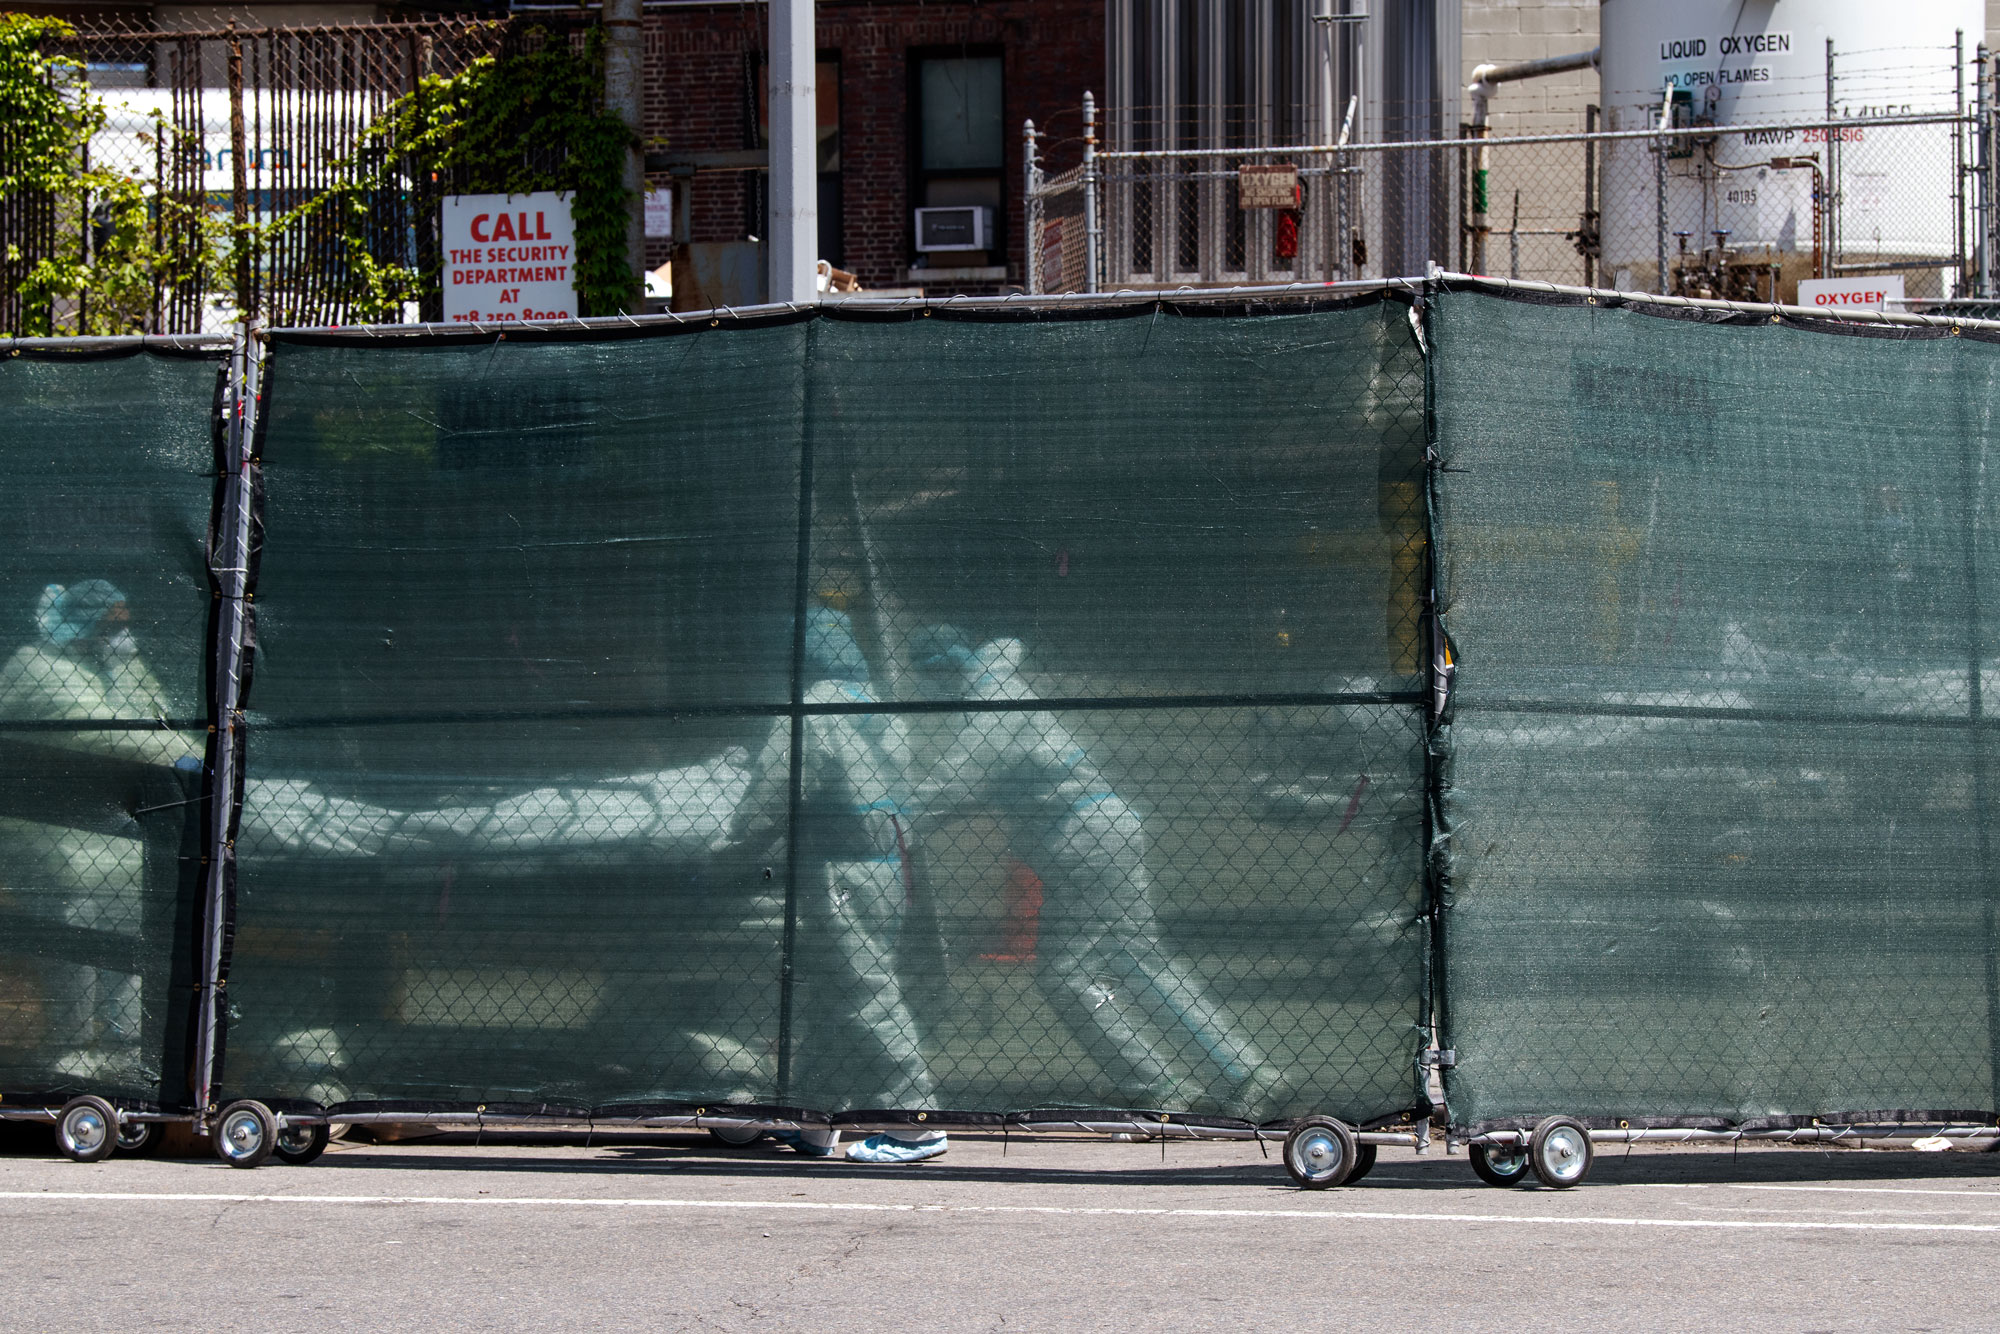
left=442, top=192, right=577, bottom=324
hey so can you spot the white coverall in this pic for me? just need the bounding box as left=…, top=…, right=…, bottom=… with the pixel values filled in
left=916, top=640, right=1274, bottom=1115
left=736, top=679, right=937, bottom=1111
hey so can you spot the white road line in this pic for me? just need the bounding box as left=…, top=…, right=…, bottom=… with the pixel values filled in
left=1638, top=1183, right=2000, bottom=1200
left=4, top=1191, right=2000, bottom=1233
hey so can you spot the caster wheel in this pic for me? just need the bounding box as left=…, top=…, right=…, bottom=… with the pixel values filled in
left=274, top=1122, right=331, bottom=1165
left=214, top=1100, right=277, bottom=1169
left=55, top=1096, right=118, bottom=1163
left=708, top=1125, right=764, bottom=1148
left=1469, top=1140, right=1531, bottom=1187
left=1528, top=1116, right=1593, bottom=1189
left=1283, top=1116, right=1358, bottom=1189
left=114, top=1118, right=163, bottom=1156
left=1342, top=1141, right=1379, bottom=1185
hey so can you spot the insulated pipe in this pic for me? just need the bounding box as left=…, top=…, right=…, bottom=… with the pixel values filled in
left=768, top=0, right=818, bottom=304
left=1466, top=47, right=1598, bottom=274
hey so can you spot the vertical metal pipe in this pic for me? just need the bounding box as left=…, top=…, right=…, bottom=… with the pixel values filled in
left=604, top=0, right=646, bottom=311
left=1957, top=31, right=1967, bottom=295
left=1082, top=90, right=1100, bottom=293
left=1978, top=46, right=1992, bottom=298
left=1656, top=84, right=1670, bottom=295
left=194, top=321, right=259, bottom=1129
left=1022, top=119, right=1040, bottom=294
left=1825, top=38, right=1838, bottom=280
left=1583, top=103, right=1598, bottom=289
left=228, top=24, right=251, bottom=319
left=768, top=0, right=818, bottom=305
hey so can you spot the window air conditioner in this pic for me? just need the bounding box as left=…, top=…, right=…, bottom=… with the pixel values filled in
left=914, top=206, right=993, bottom=253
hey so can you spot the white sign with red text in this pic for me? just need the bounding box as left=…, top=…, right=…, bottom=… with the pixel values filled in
left=442, top=192, right=577, bottom=324
left=1796, top=276, right=1905, bottom=313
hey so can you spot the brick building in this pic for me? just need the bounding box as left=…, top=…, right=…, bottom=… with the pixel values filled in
left=642, top=0, right=1102, bottom=296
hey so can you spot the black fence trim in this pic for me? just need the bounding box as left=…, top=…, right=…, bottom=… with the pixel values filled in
left=1776, top=312, right=1957, bottom=341
left=0, top=718, right=211, bottom=731
left=817, top=288, right=1412, bottom=326
left=1626, top=302, right=1767, bottom=327
left=263, top=306, right=819, bottom=350
left=1, top=344, right=228, bottom=364
left=245, top=690, right=1428, bottom=733
left=1430, top=277, right=1981, bottom=342
left=1458, top=696, right=2000, bottom=731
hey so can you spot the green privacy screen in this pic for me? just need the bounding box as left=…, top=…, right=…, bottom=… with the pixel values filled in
left=228, top=296, right=1431, bottom=1125
left=1431, top=286, right=2000, bottom=1129
left=0, top=348, right=218, bottom=1110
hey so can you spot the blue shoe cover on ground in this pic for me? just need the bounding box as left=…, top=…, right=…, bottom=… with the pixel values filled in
left=844, top=1132, right=948, bottom=1164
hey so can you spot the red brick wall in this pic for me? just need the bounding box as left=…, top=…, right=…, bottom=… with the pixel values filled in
left=642, top=0, right=1102, bottom=293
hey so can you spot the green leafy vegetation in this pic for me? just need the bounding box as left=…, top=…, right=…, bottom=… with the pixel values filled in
left=0, top=13, right=217, bottom=336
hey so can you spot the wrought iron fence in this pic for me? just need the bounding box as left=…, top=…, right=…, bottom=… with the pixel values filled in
left=2, top=16, right=510, bottom=335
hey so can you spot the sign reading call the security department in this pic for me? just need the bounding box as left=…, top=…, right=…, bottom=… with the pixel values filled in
left=442, top=192, right=577, bottom=324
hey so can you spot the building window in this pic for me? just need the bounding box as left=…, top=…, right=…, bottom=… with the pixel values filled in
left=751, top=54, right=843, bottom=266
left=912, top=51, right=1003, bottom=266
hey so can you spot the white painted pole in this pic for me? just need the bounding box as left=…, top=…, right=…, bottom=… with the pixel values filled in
left=769, top=0, right=818, bottom=304
left=603, top=0, right=645, bottom=311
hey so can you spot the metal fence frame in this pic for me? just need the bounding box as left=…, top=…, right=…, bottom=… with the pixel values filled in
left=1030, top=105, right=2000, bottom=302
left=11, top=279, right=2000, bottom=1182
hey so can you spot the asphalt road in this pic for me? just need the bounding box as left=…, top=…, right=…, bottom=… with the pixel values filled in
left=5, top=1129, right=2000, bottom=1331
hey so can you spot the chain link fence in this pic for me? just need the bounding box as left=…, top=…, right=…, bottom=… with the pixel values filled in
left=1031, top=112, right=1994, bottom=303
left=15, top=282, right=2000, bottom=1157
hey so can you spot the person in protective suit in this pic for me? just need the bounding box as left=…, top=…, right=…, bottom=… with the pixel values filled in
left=728, top=609, right=947, bottom=1164
left=912, top=632, right=1280, bottom=1119
left=1, top=580, right=762, bottom=1097
left=0, top=581, right=200, bottom=1082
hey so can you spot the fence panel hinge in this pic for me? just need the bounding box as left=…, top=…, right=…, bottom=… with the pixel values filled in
left=1420, top=1048, right=1457, bottom=1069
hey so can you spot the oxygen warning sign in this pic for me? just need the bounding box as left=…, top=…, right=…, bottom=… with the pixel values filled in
left=442, top=192, right=577, bottom=324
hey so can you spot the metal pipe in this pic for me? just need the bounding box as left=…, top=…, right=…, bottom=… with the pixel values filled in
left=1082, top=90, right=1100, bottom=294
left=767, top=0, right=817, bottom=304
left=1979, top=46, right=1993, bottom=296
left=1093, top=110, right=1976, bottom=161
left=1466, top=1125, right=2000, bottom=1148
left=1957, top=30, right=1967, bottom=294
left=193, top=321, right=260, bottom=1132
left=1825, top=38, right=1838, bottom=279
left=1466, top=48, right=1597, bottom=277
left=227, top=24, right=251, bottom=319
left=603, top=0, right=646, bottom=309
left=1022, top=118, right=1040, bottom=294
left=1656, top=82, right=1671, bottom=294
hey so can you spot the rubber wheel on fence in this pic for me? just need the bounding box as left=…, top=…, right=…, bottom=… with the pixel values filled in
left=114, top=1118, right=159, bottom=1156
left=1342, top=1142, right=1379, bottom=1185
left=213, top=1100, right=277, bottom=1169
left=1468, top=1141, right=1532, bottom=1188
left=1528, top=1116, right=1594, bottom=1189
left=1283, top=1117, right=1358, bottom=1189
left=707, top=1125, right=764, bottom=1148
left=55, top=1096, right=118, bottom=1163
left=273, top=1122, right=331, bottom=1165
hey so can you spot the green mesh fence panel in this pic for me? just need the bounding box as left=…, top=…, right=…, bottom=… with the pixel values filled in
left=805, top=303, right=1429, bottom=1123
left=0, top=348, right=217, bottom=1109
left=228, top=325, right=806, bottom=1111
left=1433, top=286, right=2000, bottom=1128
left=228, top=298, right=1432, bottom=1124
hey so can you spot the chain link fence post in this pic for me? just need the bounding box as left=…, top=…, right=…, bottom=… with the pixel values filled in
left=193, top=319, right=259, bottom=1131
left=1082, top=90, right=1100, bottom=294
